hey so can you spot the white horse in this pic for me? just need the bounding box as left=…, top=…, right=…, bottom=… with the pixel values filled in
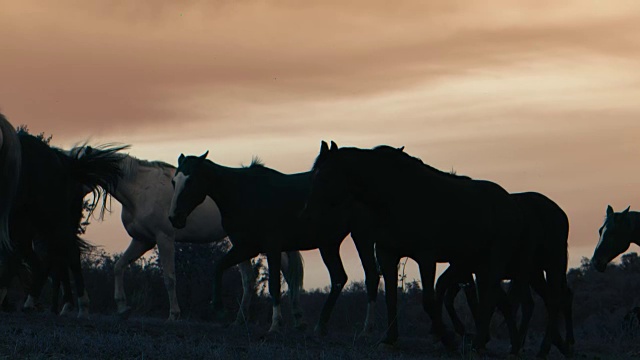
left=77, top=146, right=304, bottom=323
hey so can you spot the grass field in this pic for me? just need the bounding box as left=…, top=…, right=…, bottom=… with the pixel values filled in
left=0, top=310, right=638, bottom=360
left=1, top=247, right=639, bottom=359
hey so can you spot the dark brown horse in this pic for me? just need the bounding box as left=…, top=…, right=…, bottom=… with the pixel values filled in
left=302, top=142, right=569, bottom=357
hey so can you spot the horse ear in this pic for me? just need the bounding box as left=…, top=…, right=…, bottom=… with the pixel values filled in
left=178, top=153, right=185, bottom=165
left=330, top=141, right=338, bottom=151
left=199, top=151, right=209, bottom=160
left=398, top=146, right=405, bottom=152
left=622, top=206, right=631, bottom=215
left=607, top=205, right=614, bottom=216
left=85, top=146, right=93, bottom=155
left=320, top=141, right=329, bottom=154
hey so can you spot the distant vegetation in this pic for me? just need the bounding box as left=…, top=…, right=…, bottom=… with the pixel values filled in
left=3, top=246, right=639, bottom=356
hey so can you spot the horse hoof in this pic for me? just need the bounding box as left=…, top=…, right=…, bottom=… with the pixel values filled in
left=22, top=306, right=37, bottom=314
left=77, top=311, right=90, bottom=320
left=232, top=318, right=248, bottom=327
left=441, top=331, right=458, bottom=351
left=294, top=321, right=308, bottom=331
left=359, top=328, right=374, bottom=338
left=214, top=309, right=227, bottom=322
left=314, top=324, right=328, bottom=337
left=565, top=348, right=575, bottom=359
left=59, top=303, right=74, bottom=316
left=117, top=307, right=132, bottom=320
left=167, top=312, right=181, bottom=321
left=377, top=342, right=396, bottom=352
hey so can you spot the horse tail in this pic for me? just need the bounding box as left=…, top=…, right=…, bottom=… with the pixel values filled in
left=74, top=235, right=95, bottom=255
left=0, top=113, right=21, bottom=252
left=68, top=143, right=129, bottom=220
left=284, top=251, right=304, bottom=299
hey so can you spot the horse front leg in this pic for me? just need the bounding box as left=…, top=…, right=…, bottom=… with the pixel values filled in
left=265, top=250, right=284, bottom=333
left=376, top=247, right=400, bottom=347
left=113, top=238, right=154, bottom=319
left=157, top=235, right=180, bottom=321
left=67, top=244, right=89, bottom=319
left=417, top=255, right=456, bottom=351
left=314, top=245, right=348, bottom=336
left=211, top=244, right=257, bottom=322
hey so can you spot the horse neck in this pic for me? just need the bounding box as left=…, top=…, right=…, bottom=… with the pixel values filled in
left=343, top=152, right=435, bottom=200
left=201, top=161, right=251, bottom=214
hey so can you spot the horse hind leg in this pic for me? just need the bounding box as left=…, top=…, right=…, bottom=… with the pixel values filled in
left=233, top=259, right=255, bottom=326
left=314, top=246, right=347, bottom=336
left=23, top=252, right=46, bottom=313
left=113, top=238, right=154, bottom=319
left=536, top=268, right=570, bottom=359
left=58, top=263, right=74, bottom=316
left=352, top=235, right=379, bottom=335
left=436, top=265, right=467, bottom=337
left=281, top=251, right=307, bottom=330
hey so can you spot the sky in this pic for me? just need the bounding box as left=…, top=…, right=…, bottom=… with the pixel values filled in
left=1, top=0, right=640, bottom=290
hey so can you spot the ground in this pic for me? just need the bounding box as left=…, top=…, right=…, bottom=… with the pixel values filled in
left=1, top=312, right=637, bottom=360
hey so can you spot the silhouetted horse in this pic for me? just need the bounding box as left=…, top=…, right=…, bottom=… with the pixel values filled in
left=73, top=146, right=305, bottom=323
left=168, top=151, right=380, bottom=334
left=0, top=113, right=123, bottom=317
left=302, top=142, right=569, bottom=357
left=437, top=191, right=574, bottom=356
left=592, top=205, right=640, bottom=272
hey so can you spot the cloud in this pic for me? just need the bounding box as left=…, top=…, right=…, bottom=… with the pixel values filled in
left=1, top=0, right=639, bottom=140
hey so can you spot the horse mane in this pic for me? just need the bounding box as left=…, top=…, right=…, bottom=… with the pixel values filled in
left=242, top=156, right=265, bottom=169
left=372, top=145, right=471, bottom=180
left=313, top=144, right=468, bottom=181
left=118, top=152, right=175, bottom=180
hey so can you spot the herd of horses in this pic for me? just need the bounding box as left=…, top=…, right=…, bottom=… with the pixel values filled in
left=0, top=112, right=638, bottom=359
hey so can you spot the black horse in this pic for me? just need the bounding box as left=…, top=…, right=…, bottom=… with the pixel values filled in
left=301, top=142, right=566, bottom=356
left=0, top=112, right=124, bottom=317
left=592, top=205, right=640, bottom=272
left=168, top=151, right=380, bottom=335
left=436, top=191, right=574, bottom=356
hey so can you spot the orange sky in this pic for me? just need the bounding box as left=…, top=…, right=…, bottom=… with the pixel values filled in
left=2, top=0, right=640, bottom=289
